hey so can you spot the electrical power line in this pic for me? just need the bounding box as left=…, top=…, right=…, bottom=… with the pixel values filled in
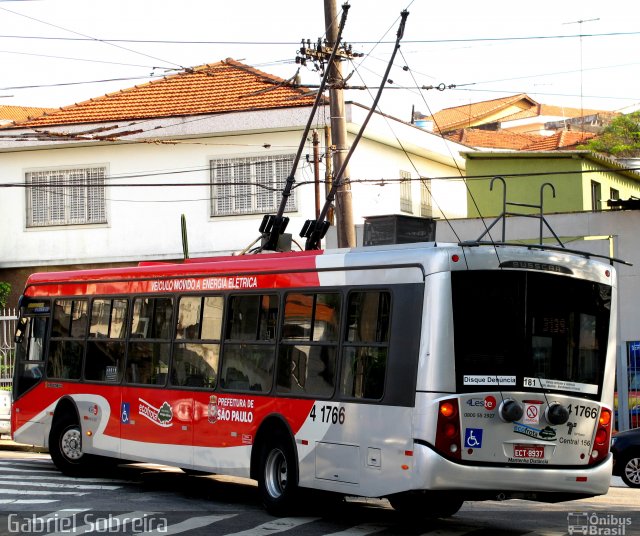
left=0, top=30, right=638, bottom=45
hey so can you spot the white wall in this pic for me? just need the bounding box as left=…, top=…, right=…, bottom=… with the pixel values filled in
left=0, top=106, right=469, bottom=268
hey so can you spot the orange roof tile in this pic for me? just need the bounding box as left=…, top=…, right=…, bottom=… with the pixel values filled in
left=500, top=103, right=607, bottom=123
left=0, top=105, right=57, bottom=123
left=446, top=128, right=541, bottom=150
left=446, top=128, right=596, bottom=151
left=7, top=59, right=318, bottom=128
left=522, top=131, right=596, bottom=151
left=426, top=94, right=537, bottom=133
left=426, top=94, right=616, bottom=134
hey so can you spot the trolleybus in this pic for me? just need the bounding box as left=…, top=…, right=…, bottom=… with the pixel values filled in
left=12, top=241, right=617, bottom=517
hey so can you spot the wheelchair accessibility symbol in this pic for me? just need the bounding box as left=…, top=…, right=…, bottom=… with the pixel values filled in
left=464, top=427, right=483, bottom=448
left=121, top=402, right=130, bottom=424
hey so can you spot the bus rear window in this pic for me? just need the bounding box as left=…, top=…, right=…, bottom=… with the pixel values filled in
left=452, top=271, right=611, bottom=399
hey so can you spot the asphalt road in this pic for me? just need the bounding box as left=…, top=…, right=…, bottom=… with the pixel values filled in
left=0, top=450, right=637, bottom=536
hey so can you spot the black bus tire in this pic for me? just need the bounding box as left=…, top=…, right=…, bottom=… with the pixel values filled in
left=258, top=433, right=299, bottom=515
left=49, top=416, right=91, bottom=476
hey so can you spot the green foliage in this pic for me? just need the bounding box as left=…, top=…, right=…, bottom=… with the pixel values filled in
left=580, top=111, right=640, bottom=158
left=0, top=282, right=10, bottom=309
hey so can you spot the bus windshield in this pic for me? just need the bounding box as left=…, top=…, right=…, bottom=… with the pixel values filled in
left=452, top=271, right=611, bottom=400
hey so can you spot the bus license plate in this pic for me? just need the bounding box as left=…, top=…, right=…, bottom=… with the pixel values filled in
left=514, top=445, right=545, bottom=459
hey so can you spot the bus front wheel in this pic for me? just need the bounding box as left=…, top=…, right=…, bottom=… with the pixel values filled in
left=49, top=417, right=90, bottom=476
left=258, top=433, right=299, bottom=515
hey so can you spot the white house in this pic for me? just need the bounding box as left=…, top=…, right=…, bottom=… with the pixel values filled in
left=0, top=59, right=470, bottom=304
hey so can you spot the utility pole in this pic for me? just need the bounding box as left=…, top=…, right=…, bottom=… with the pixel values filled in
left=312, top=130, right=321, bottom=218
left=324, top=126, right=334, bottom=225
left=324, top=0, right=355, bottom=247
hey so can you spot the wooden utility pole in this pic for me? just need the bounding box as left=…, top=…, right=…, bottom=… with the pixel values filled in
left=324, top=126, right=334, bottom=224
left=312, top=130, right=321, bottom=218
left=324, top=0, right=355, bottom=247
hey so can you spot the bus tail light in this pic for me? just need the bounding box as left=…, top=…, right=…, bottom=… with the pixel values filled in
left=435, top=399, right=461, bottom=460
left=588, top=408, right=612, bottom=464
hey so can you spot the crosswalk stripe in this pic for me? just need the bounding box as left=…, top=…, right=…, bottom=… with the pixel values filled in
left=44, top=511, right=156, bottom=536
left=0, top=474, right=132, bottom=484
left=0, top=499, right=58, bottom=504
left=0, top=459, right=53, bottom=464
left=39, top=509, right=92, bottom=520
left=0, top=488, right=88, bottom=496
left=224, top=517, right=320, bottom=536
left=140, top=514, right=237, bottom=535
left=325, top=523, right=390, bottom=535
left=419, top=529, right=474, bottom=536
left=0, top=479, right=121, bottom=490
left=0, top=466, right=62, bottom=474
left=521, top=532, right=566, bottom=536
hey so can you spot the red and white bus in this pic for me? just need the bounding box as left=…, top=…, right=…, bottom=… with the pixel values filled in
left=12, top=241, right=616, bottom=517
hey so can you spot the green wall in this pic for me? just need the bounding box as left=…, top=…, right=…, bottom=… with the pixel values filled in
left=464, top=152, right=640, bottom=218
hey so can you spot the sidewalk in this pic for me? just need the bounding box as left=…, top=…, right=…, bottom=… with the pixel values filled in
left=0, top=436, right=48, bottom=453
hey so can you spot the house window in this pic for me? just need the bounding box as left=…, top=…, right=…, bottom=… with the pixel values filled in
left=400, top=170, right=412, bottom=213
left=591, top=181, right=602, bottom=211
left=420, top=178, right=432, bottom=217
left=210, top=154, right=297, bottom=216
left=26, top=167, right=106, bottom=227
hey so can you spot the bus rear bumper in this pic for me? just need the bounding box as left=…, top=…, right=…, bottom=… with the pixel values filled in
left=413, top=443, right=612, bottom=499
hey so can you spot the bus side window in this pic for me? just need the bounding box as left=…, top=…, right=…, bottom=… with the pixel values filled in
left=125, top=297, right=173, bottom=385
left=47, top=299, right=87, bottom=381
left=171, top=295, right=222, bottom=389
left=85, top=298, right=128, bottom=383
left=221, top=294, right=278, bottom=392
left=277, top=292, right=340, bottom=398
left=340, top=291, right=391, bottom=400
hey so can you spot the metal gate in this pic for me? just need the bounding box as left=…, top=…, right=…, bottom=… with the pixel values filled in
left=0, top=308, right=16, bottom=389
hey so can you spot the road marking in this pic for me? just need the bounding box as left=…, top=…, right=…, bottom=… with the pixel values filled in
left=44, top=510, right=158, bottom=536
left=0, top=479, right=121, bottom=490
left=140, top=514, right=237, bottom=534
left=0, top=474, right=131, bottom=484
left=224, top=517, right=320, bottom=535
left=0, top=499, right=59, bottom=504
left=326, top=523, right=390, bottom=535
left=0, top=488, right=88, bottom=496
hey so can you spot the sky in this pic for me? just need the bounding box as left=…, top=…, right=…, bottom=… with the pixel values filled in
left=1, top=0, right=639, bottom=120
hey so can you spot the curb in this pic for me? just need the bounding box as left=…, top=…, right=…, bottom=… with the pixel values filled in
left=0, top=439, right=48, bottom=453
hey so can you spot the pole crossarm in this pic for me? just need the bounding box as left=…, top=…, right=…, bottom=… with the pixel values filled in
left=259, top=4, right=351, bottom=252
left=302, top=9, right=410, bottom=250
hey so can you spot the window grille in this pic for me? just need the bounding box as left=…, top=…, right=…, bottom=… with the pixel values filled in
left=420, top=178, right=433, bottom=217
left=26, top=167, right=106, bottom=227
left=210, top=154, right=297, bottom=216
left=400, top=170, right=412, bottom=213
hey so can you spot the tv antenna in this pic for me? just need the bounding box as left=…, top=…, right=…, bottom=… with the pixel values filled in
left=563, top=17, right=599, bottom=131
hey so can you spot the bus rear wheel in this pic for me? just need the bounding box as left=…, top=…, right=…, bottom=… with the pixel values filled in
left=49, top=417, right=91, bottom=476
left=258, top=434, right=299, bottom=515
left=389, top=491, right=464, bottom=519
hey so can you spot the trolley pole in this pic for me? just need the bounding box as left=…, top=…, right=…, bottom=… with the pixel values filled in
left=324, top=0, right=356, bottom=247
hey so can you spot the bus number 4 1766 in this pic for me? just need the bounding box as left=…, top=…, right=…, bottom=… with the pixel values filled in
left=310, top=405, right=346, bottom=425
